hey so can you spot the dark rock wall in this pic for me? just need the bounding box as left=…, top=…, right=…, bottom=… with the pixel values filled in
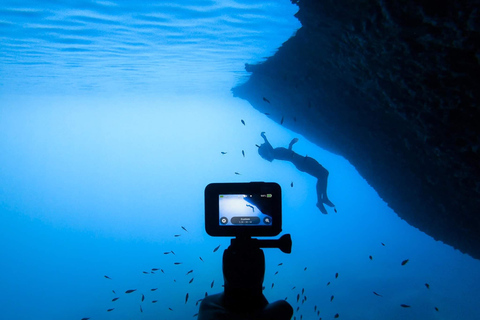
left=232, top=0, right=480, bottom=259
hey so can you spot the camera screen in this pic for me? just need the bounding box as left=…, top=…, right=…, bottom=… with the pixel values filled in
left=205, top=182, right=282, bottom=237
left=219, top=193, right=274, bottom=227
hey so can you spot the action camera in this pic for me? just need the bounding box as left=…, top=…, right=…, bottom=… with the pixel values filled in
left=204, top=182, right=282, bottom=237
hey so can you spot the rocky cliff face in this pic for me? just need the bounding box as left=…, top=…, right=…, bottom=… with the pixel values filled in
left=232, top=0, right=480, bottom=259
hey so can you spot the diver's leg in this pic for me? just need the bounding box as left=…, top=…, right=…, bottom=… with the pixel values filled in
left=316, top=179, right=334, bottom=214
left=288, top=138, right=299, bottom=150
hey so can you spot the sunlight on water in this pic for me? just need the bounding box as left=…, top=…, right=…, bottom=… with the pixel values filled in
left=1, top=1, right=479, bottom=320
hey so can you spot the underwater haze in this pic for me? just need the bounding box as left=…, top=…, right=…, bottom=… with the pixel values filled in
left=1, top=1, right=479, bottom=320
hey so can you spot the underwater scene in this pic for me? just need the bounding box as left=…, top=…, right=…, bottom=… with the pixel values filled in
left=1, top=1, right=479, bottom=320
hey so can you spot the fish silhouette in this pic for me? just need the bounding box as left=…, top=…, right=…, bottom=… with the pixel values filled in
left=373, top=291, right=382, bottom=297
left=425, top=283, right=430, bottom=289
left=112, top=297, right=119, bottom=301
left=186, top=270, right=193, bottom=275
left=104, top=275, right=112, bottom=280
left=174, top=262, right=182, bottom=265
left=199, top=257, right=204, bottom=262
left=330, top=295, right=334, bottom=302
left=107, top=308, right=114, bottom=312
left=369, top=255, right=373, bottom=260
left=221, top=152, right=227, bottom=154
left=400, top=304, right=411, bottom=308
left=185, top=293, right=189, bottom=303
left=211, top=280, right=214, bottom=288
left=241, top=119, right=245, bottom=125
left=151, top=288, right=158, bottom=291
left=263, top=97, right=270, bottom=103
left=334, top=313, right=339, bottom=318
left=181, top=226, right=188, bottom=232
left=189, top=278, right=194, bottom=284
left=213, top=245, right=221, bottom=252
left=141, top=294, right=145, bottom=302
left=242, top=150, right=245, bottom=157
left=401, top=259, right=409, bottom=266
left=125, top=289, right=136, bottom=294
left=152, top=300, right=158, bottom=303
left=335, top=272, right=339, bottom=278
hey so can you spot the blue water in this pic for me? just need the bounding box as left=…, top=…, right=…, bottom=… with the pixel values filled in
left=1, top=1, right=479, bottom=320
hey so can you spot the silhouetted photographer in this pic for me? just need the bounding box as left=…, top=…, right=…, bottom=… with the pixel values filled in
left=200, top=183, right=293, bottom=320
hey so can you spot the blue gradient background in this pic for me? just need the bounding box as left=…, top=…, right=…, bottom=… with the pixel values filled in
left=1, top=1, right=479, bottom=320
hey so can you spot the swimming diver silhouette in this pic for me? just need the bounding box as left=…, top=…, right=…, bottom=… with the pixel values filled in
left=258, top=132, right=335, bottom=214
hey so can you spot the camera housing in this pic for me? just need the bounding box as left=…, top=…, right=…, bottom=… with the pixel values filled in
left=205, top=182, right=282, bottom=237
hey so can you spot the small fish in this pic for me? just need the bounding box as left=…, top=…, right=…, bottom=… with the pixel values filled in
left=334, top=207, right=337, bottom=213
left=435, top=307, right=439, bottom=312
left=241, top=119, right=245, bottom=125
left=221, top=151, right=227, bottom=154
left=330, top=295, right=334, bottom=302
left=400, top=304, right=411, bottom=308
left=182, top=226, right=188, bottom=232
left=334, top=313, right=339, bottom=318
left=199, top=256, right=204, bottom=262
left=263, top=97, right=270, bottom=103
left=174, top=262, right=182, bottom=265
left=152, top=300, right=158, bottom=303
left=185, top=293, right=189, bottom=304
left=425, top=283, right=430, bottom=289
left=112, top=290, right=116, bottom=294
left=234, top=172, right=241, bottom=175
left=302, top=288, right=304, bottom=294
left=140, top=305, right=143, bottom=313
left=297, top=294, right=300, bottom=302
left=189, top=278, right=194, bottom=284
left=141, top=294, right=145, bottom=302
left=142, top=271, right=149, bottom=274
left=291, top=182, right=293, bottom=187
left=327, top=281, right=330, bottom=286
left=211, top=280, right=214, bottom=288
left=213, top=245, right=221, bottom=252
left=335, top=272, right=339, bottom=278
left=292, top=286, right=295, bottom=290
left=381, top=242, right=385, bottom=246
left=151, top=288, right=158, bottom=291
left=81, top=318, right=90, bottom=320
left=278, top=263, right=283, bottom=266
left=264, top=112, right=270, bottom=115
left=271, top=283, right=274, bottom=289
left=104, top=275, right=112, bottom=280
left=169, top=307, right=173, bottom=311
left=255, top=144, right=261, bottom=148
left=369, top=255, right=373, bottom=260
left=152, top=268, right=159, bottom=271
left=186, top=270, right=193, bottom=275
left=401, top=259, right=409, bottom=266
left=193, top=313, right=199, bottom=317
left=296, top=307, right=299, bottom=312
left=242, top=150, right=245, bottom=157
left=107, top=308, right=114, bottom=312
left=280, top=116, right=284, bottom=124
left=171, top=250, right=176, bottom=255
left=174, top=234, right=181, bottom=237
left=164, top=251, right=170, bottom=254
left=161, top=269, right=164, bottom=273
left=125, top=289, right=137, bottom=294
left=304, top=267, right=307, bottom=271
left=205, top=292, right=208, bottom=297
left=373, top=291, right=382, bottom=297
left=274, top=271, right=279, bottom=275
left=151, top=271, right=155, bottom=274
left=112, top=297, right=119, bottom=301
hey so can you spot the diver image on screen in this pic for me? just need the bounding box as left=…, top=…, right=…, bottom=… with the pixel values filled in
left=219, top=194, right=273, bottom=227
